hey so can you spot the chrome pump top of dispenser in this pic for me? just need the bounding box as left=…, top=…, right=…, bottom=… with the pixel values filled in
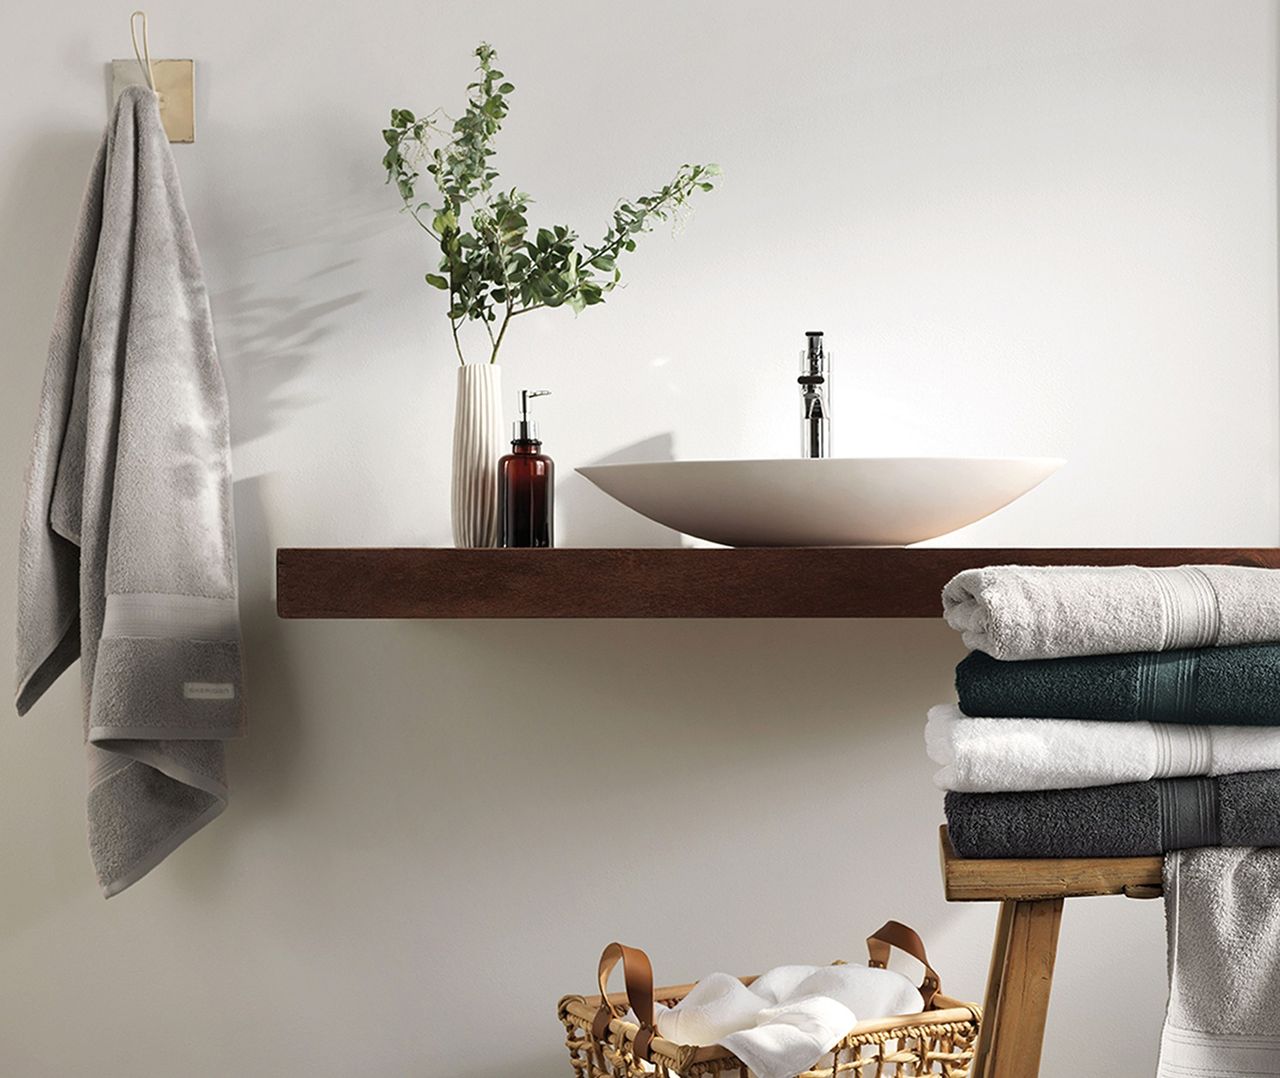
left=799, top=331, right=830, bottom=459
left=513, top=389, right=551, bottom=441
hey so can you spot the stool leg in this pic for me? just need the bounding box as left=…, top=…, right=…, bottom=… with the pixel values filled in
left=971, top=899, right=1017, bottom=1077
left=970, top=898, right=1063, bottom=1078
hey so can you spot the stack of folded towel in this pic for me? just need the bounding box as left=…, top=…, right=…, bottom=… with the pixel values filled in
left=933, top=564, right=1280, bottom=858
left=931, top=563, right=1280, bottom=1075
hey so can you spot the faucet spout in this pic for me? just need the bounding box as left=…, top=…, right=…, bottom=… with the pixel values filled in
left=799, top=330, right=829, bottom=459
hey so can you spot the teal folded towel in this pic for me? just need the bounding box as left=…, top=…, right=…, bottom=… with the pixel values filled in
left=945, top=772, right=1280, bottom=858
left=956, top=645, right=1280, bottom=725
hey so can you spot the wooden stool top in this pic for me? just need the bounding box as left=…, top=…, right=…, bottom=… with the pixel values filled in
left=940, top=826, right=1164, bottom=1076
left=939, top=826, right=1164, bottom=902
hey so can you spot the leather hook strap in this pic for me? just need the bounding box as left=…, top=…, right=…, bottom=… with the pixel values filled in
left=866, top=920, right=941, bottom=1008
left=591, top=943, right=658, bottom=1061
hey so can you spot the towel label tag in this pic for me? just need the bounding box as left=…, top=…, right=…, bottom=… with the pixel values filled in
left=184, top=682, right=235, bottom=701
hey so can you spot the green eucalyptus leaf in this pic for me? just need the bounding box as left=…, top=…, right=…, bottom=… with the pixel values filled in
left=379, top=42, right=716, bottom=364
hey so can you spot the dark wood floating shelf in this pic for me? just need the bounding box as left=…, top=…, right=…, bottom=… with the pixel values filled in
left=276, top=547, right=1280, bottom=620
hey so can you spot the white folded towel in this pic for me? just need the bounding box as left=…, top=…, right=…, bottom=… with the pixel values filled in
left=942, top=564, right=1280, bottom=660
left=926, top=703, right=1280, bottom=792
left=650, top=963, right=923, bottom=1078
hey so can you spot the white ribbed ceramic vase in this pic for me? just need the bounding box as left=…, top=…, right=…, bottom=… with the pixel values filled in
left=451, top=363, right=503, bottom=548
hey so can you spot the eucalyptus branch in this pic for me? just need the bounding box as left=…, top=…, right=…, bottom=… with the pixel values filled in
left=381, top=43, right=718, bottom=365
left=449, top=317, right=465, bottom=366
left=406, top=206, right=441, bottom=242
left=489, top=310, right=514, bottom=365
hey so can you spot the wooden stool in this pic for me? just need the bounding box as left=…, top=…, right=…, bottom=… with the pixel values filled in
left=939, top=827, right=1163, bottom=1078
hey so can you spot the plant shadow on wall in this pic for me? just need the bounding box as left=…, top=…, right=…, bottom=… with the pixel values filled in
left=208, top=221, right=373, bottom=450
left=212, top=279, right=363, bottom=448
left=177, top=205, right=380, bottom=892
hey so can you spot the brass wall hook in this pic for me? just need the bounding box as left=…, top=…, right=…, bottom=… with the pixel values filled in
left=110, top=11, right=196, bottom=143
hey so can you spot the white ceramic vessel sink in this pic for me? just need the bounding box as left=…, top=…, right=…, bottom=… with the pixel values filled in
left=577, top=457, right=1064, bottom=547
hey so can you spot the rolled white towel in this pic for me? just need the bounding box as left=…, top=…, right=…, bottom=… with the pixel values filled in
left=721, top=995, right=858, bottom=1078
left=650, top=962, right=923, bottom=1078
left=941, top=564, right=1280, bottom=660
left=782, top=965, right=923, bottom=1021
left=926, top=703, right=1280, bottom=792
left=748, top=965, right=825, bottom=1006
left=654, top=972, right=764, bottom=1046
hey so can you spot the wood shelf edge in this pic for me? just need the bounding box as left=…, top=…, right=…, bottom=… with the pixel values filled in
left=276, top=546, right=1280, bottom=620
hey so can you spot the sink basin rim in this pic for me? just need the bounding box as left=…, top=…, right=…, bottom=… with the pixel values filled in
left=575, top=455, right=1065, bottom=547
left=577, top=454, right=1067, bottom=470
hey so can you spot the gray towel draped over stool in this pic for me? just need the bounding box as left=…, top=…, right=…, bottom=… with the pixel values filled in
left=15, top=86, right=246, bottom=897
left=1158, top=848, right=1280, bottom=1076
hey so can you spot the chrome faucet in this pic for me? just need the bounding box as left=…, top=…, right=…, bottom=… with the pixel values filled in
left=799, top=330, right=829, bottom=459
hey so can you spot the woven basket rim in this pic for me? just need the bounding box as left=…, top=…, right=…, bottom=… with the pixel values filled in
left=559, top=979, right=981, bottom=1068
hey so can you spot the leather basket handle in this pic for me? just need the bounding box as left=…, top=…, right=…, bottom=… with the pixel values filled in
left=591, top=943, right=657, bottom=1060
left=866, top=920, right=941, bottom=1008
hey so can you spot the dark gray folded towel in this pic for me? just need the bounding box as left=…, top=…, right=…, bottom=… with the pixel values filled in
left=956, top=645, right=1280, bottom=725
left=945, top=773, right=1280, bottom=858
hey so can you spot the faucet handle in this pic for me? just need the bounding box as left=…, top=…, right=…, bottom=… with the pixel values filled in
left=798, top=332, right=830, bottom=458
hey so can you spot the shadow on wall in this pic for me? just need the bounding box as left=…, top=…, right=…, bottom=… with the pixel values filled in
left=559, top=433, right=684, bottom=547
left=198, top=176, right=399, bottom=448
left=164, top=473, right=305, bottom=901
left=0, top=131, right=105, bottom=926
left=0, top=131, right=102, bottom=497
left=224, top=474, right=304, bottom=818
left=211, top=275, right=365, bottom=450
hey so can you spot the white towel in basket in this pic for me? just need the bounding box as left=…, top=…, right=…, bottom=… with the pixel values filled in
left=645, top=963, right=923, bottom=1078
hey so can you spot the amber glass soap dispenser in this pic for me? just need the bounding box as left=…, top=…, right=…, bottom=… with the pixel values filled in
left=498, top=389, right=554, bottom=548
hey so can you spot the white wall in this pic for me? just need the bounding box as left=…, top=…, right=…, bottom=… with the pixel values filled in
left=1, top=2, right=1276, bottom=1074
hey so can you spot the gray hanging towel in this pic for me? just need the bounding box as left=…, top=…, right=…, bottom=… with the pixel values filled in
left=1157, top=847, right=1280, bottom=1077
left=15, top=86, right=245, bottom=897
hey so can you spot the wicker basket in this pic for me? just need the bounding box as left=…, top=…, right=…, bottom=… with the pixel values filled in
left=558, top=922, right=980, bottom=1078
